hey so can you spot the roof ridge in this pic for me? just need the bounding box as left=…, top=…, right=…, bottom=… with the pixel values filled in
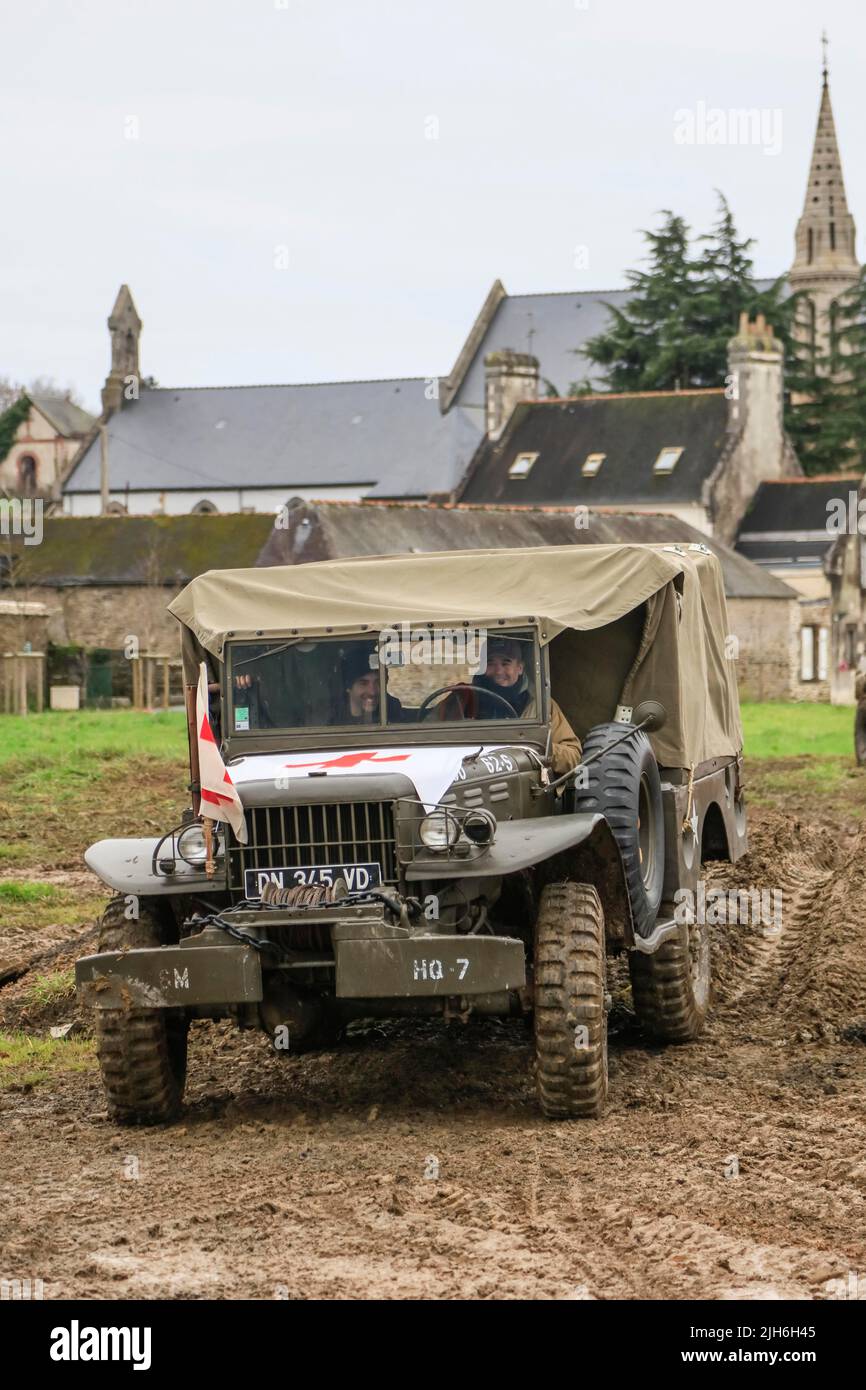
left=505, top=288, right=628, bottom=299
left=149, top=375, right=434, bottom=393
left=522, top=388, right=727, bottom=404
left=759, top=473, right=862, bottom=485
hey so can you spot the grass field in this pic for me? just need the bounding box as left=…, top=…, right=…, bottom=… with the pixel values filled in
left=0, top=709, right=187, bottom=872
left=740, top=701, right=854, bottom=759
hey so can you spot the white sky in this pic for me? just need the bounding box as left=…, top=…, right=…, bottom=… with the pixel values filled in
left=2, top=0, right=864, bottom=413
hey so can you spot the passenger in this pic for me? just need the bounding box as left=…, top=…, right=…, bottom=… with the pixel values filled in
left=340, top=648, right=404, bottom=725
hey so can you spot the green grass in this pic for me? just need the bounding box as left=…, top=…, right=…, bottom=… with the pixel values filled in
left=0, top=881, right=59, bottom=903
left=0, top=1031, right=95, bottom=1091
left=0, top=884, right=107, bottom=930
left=740, top=701, right=854, bottom=760
left=22, top=969, right=76, bottom=1007
left=0, top=709, right=188, bottom=872
left=1, top=708, right=185, bottom=780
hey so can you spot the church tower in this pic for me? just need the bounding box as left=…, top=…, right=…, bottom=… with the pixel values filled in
left=789, top=40, right=859, bottom=367
left=101, top=284, right=142, bottom=416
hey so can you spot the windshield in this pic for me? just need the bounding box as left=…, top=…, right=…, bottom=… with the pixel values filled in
left=225, top=626, right=542, bottom=734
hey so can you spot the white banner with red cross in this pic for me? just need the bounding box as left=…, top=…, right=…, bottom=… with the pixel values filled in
left=196, top=662, right=248, bottom=843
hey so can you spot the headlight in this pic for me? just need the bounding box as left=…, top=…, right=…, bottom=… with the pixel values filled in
left=419, top=810, right=460, bottom=850
left=177, top=823, right=223, bottom=865
left=463, top=809, right=496, bottom=845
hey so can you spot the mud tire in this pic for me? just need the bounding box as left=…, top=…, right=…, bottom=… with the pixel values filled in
left=628, top=918, right=711, bottom=1042
left=94, top=898, right=189, bottom=1125
left=534, top=881, right=608, bottom=1119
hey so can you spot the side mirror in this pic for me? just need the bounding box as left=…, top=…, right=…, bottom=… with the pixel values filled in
left=632, top=699, right=667, bottom=733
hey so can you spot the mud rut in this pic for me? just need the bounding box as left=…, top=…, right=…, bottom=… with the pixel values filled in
left=1, top=797, right=865, bottom=1301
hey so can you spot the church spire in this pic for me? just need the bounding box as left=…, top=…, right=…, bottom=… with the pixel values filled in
left=790, top=42, right=858, bottom=286
left=789, top=46, right=859, bottom=369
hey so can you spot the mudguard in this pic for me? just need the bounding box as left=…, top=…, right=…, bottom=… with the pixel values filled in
left=405, top=812, right=608, bottom=880
left=84, top=838, right=226, bottom=896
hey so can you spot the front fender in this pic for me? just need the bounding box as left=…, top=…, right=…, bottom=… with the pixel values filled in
left=84, top=838, right=226, bottom=896
left=405, top=813, right=606, bottom=880
left=406, top=813, right=637, bottom=946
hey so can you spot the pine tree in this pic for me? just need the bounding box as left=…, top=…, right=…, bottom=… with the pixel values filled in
left=580, top=211, right=706, bottom=392
left=580, top=196, right=787, bottom=394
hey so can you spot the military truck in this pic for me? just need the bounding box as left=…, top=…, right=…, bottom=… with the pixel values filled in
left=76, top=543, right=747, bottom=1123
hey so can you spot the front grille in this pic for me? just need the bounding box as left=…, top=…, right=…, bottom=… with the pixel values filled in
left=228, top=802, right=398, bottom=892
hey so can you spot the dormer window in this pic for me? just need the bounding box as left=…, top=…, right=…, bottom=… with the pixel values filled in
left=508, top=452, right=538, bottom=479
left=653, top=447, right=683, bottom=475
left=582, top=452, right=605, bottom=477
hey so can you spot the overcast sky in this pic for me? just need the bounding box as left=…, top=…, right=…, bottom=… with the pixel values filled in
left=3, top=0, right=864, bottom=412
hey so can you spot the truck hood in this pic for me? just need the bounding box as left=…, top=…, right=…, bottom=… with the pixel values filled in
left=228, top=745, right=516, bottom=811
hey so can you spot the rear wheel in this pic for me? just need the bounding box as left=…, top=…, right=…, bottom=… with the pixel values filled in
left=534, top=881, right=608, bottom=1119
left=628, top=917, right=710, bottom=1042
left=94, top=898, right=189, bottom=1125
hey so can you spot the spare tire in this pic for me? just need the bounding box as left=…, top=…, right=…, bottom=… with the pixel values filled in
left=571, top=722, right=664, bottom=938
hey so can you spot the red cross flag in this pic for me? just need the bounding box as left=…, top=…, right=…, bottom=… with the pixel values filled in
left=196, top=663, right=248, bottom=844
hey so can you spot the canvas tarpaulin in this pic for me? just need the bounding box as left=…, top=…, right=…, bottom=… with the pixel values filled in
left=168, top=544, right=742, bottom=769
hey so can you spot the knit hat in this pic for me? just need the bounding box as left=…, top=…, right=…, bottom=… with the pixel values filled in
left=342, top=645, right=378, bottom=688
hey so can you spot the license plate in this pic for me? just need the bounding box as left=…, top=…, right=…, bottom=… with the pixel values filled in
left=244, top=863, right=382, bottom=899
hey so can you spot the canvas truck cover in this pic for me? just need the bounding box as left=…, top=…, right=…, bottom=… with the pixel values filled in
left=168, top=543, right=743, bottom=770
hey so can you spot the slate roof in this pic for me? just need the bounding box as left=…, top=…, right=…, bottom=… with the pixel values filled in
left=457, top=391, right=729, bottom=506
left=2, top=514, right=274, bottom=586
left=446, top=280, right=779, bottom=409
left=258, top=498, right=797, bottom=601
left=29, top=394, right=95, bottom=437
left=735, top=476, right=859, bottom=568
left=63, top=382, right=481, bottom=501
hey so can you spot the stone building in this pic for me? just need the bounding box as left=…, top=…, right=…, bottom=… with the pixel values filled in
left=0, top=393, right=95, bottom=502
left=456, top=316, right=801, bottom=547
left=3, top=513, right=273, bottom=656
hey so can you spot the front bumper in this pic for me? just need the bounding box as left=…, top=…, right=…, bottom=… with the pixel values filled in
left=76, top=919, right=526, bottom=1010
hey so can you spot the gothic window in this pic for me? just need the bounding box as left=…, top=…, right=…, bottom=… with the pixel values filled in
left=830, top=300, right=839, bottom=356
left=807, top=227, right=814, bottom=263
left=17, top=455, right=37, bottom=493
left=830, top=221, right=836, bottom=250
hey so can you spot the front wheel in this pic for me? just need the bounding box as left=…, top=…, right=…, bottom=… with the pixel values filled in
left=534, top=881, right=608, bottom=1119
left=94, top=898, right=189, bottom=1125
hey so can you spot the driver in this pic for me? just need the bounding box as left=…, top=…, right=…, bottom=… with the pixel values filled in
left=474, top=636, right=582, bottom=776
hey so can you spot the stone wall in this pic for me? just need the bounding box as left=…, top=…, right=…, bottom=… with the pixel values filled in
left=35, top=584, right=184, bottom=656
left=727, top=596, right=800, bottom=701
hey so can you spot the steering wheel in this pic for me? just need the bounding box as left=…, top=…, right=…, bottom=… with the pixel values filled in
left=417, top=682, right=519, bottom=721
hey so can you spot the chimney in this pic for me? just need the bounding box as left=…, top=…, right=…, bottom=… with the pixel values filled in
left=711, top=313, right=793, bottom=543
left=101, top=285, right=142, bottom=417
left=726, top=312, right=784, bottom=437
left=484, top=349, right=539, bottom=439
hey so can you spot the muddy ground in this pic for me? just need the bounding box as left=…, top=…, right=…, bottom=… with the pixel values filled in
left=1, top=762, right=865, bottom=1301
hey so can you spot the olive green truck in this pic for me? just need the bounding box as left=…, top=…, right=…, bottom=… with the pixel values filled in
left=76, top=543, right=747, bottom=1123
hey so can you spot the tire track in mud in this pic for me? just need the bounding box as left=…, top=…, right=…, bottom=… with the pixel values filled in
left=717, top=860, right=835, bottom=1026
